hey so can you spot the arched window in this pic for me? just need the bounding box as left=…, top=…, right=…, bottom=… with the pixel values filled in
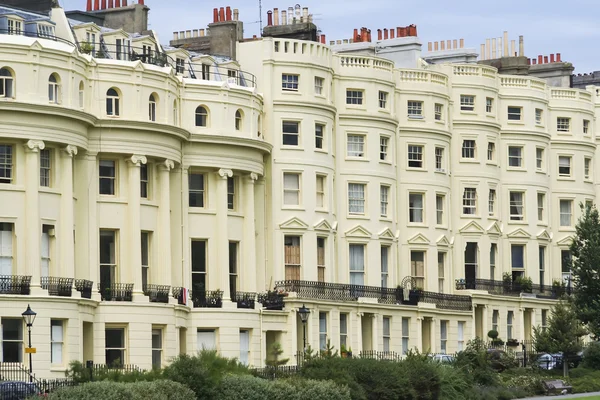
left=106, top=88, right=120, bottom=116
left=195, top=106, right=208, bottom=127
left=48, top=74, right=60, bottom=104
left=148, top=93, right=157, bottom=121
left=235, top=109, right=243, bottom=131
left=78, top=81, right=84, bottom=109
left=0, top=68, right=14, bottom=99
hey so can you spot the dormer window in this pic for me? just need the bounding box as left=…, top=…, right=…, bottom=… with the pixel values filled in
left=8, top=19, right=22, bottom=35
left=175, top=58, right=185, bottom=74
left=37, top=24, right=54, bottom=38
left=85, top=32, right=97, bottom=56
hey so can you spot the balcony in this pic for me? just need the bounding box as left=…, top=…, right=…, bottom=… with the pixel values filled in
left=257, top=291, right=285, bottom=310
left=419, top=291, right=473, bottom=311
left=79, top=42, right=171, bottom=67
left=455, top=278, right=570, bottom=299
left=231, top=291, right=256, bottom=309
left=0, top=275, right=31, bottom=295
left=97, top=283, right=133, bottom=302
left=75, top=279, right=94, bottom=299
left=41, top=277, right=73, bottom=297
left=191, top=289, right=223, bottom=308
left=143, top=284, right=170, bottom=303
left=172, top=286, right=187, bottom=305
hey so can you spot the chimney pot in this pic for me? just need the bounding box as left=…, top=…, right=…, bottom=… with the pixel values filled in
left=377, top=29, right=382, bottom=41
left=518, top=35, right=524, bottom=57
left=336, top=40, right=342, bottom=45
left=367, top=29, right=371, bottom=42
left=511, top=40, right=516, bottom=57
left=281, top=10, right=287, bottom=25
left=538, top=55, right=543, bottom=64
left=480, top=43, right=485, bottom=60
left=396, top=27, right=401, bottom=37
left=321, top=34, right=326, bottom=44
left=213, top=8, right=219, bottom=23
left=492, top=38, right=496, bottom=58
left=173, top=32, right=179, bottom=40
left=122, top=0, right=127, bottom=4
left=303, top=7, right=308, bottom=19
left=192, top=29, right=198, bottom=38
left=273, top=8, right=279, bottom=26
left=460, top=38, right=464, bottom=48
left=200, top=29, right=205, bottom=37
left=87, top=0, right=92, bottom=11
left=115, top=0, right=120, bottom=6
left=288, top=6, right=293, bottom=24
left=330, top=40, right=335, bottom=45
left=383, top=28, right=388, bottom=40
left=226, top=6, right=232, bottom=21
left=527, top=58, right=531, bottom=65
left=101, top=0, right=106, bottom=9
left=267, top=10, right=273, bottom=26
left=343, top=39, right=349, bottom=44
left=434, top=41, right=439, bottom=51
left=219, top=7, right=225, bottom=22
left=550, top=54, right=555, bottom=63
left=233, top=9, right=239, bottom=21
left=353, top=28, right=359, bottom=43
left=532, top=59, right=537, bottom=65
left=544, top=55, right=549, bottom=64
left=440, top=40, right=445, bottom=50
left=453, top=39, right=458, bottom=49
left=503, top=31, right=509, bottom=57
left=447, top=39, right=451, bottom=49
left=138, top=0, right=144, bottom=4
left=556, top=53, right=561, bottom=62
left=428, top=42, right=432, bottom=51
left=390, top=28, right=395, bottom=39
left=186, top=30, right=192, bottom=39
left=409, top=24, right=417, bottom=36
left=253, top=35, right=257, bottom=39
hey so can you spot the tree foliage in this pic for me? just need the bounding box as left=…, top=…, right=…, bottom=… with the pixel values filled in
left=570, top=203, right=600, bottom=338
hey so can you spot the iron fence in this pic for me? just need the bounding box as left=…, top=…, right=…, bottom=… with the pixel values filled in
left=455, top=278, right=572, bottom=299
left=41, top=276, right=74, bottom=297
left=257, top=291, right=285, bottom=310
left=143, top=284, right=170, bottom=303
left=251, top=365, right=300, bottom=380
left=78, top=42, right=173, bottom=67
left=98, top=283, right=134, bottom=301
left=0, top=275, right=31, bottom=295
left=231, top=291, right=256, bottom=309
left=0, top=28, right=76, bottom=47
left=75, top=279, right=94, bottom=299
left=191, top=289, right=223, bottom=308
left=419, top=290, right=473, bottom=311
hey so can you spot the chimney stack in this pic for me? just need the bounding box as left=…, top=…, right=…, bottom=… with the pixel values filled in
left=281, top=10, right=287, bottom=25
left=511, top=40, right=515, bottom=56
left=440, top=40, right=445, bottom=50
left=192, top=29, right=198, bottom=38
left=485, top=38, right=491, bottom=59
left=460, top=38, right=464, bottom=48
left=491, top=38, right=496, bottom=58
left=87, top=0, right=92, bottom=11
left=226, top=6, right=232, bottom=21
left=556, top=53, right=561, bottom=62
left=320, top=34, right=326, bottom=44
left=503, top=31, right=508, bottom=57
left=434, top=41, right=438, bottom=51
left=377, top=29, right=382, bottom=41
left=550, top=54, right=555, bottom=63
left=453, top=39, right=458, bottom=49
left=383, top=28, right=388, bottom=40
left=353, top=28, right=359, bottom=42
left=302, top=7, right=308, bottom=22
left=273, top=8, right=279, bottom=26
left=480, top=44, right=485, bottom=60
left=428, top=42, right=432, bottom=51
left=288, top=7, right=293, bottom=23
left=518, top=35, right=524, bottom=57
left=186, top=30, right=191, bottom=39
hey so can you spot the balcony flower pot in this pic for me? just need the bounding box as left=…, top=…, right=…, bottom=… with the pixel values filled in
left=506, top=339, right=519, bottom=347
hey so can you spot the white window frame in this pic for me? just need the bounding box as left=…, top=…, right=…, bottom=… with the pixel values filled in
left=99, top=160, right=116, bottom=196
left=379, top=91, right=388, bottom=109
left=508, top=146, right=523, bottom=168
left=408, top=192, right=424, bottom=223
left=535, top=108, right=543, bottom=125
left=381, top=246, right=389, bottom=288
left=584, top=119, right=590, bottom=135
left=319, top=312, right=328, bottom=350
left=559, top=199, right=573, bottom=227
left=152, top=327, right=163, bottom=369
left=51, top=320, right=64, bottom=365
left=282, top=121, right=300, bottom=146
left=283, top=172, right=301, bottom=206
left=314, top=77, right=324, bottom=95
left=347, top=134, right=365, bottom=158
left=1, top=318, right=23, bottom=362
left=349, top=244, right=365, bottom=285
left=438, top=252, right=445, bottom=293
left=488, top=189, right=496, bottom=217
left=557, top=117, right=570, bottom=132
left=507, top=106, right=522, bottom=121
left=509, top=191, right=525, bottom=221
left=536, top=148, right=544, bottom=171
left=558, top=156, right=572, bottom=177
left=316, top=174, right=326, bottom=209
left=460, top=95, right=475, bottom=111
left=435, top=147, right=444, bottom=172
left=537, top=192, right=545, bottom=222
left=507, top=311, right=514, bottom=340
left=0, top=223, right=14, bottom=275
left=407, top=145, right=423, bottom=168
left=402, top=318, right=410, bottom=355
left=440, top=320, right=448, bottom=354
left=487, top=142, right=495, bottom=161
left=382, top=317, right=391, bottom=352
left=348, top=183, right=366, bottom=215
left=585, top=157, right=592, bottom=180
left=485, top=97, right=493, bottom=113
left=48, top=74, right=60, bottom=104
left=463, top=188, right=477, bottom=215
left=410, top=250, right=425, bottom=288
left=380, top=185, right=389, bottom=218
left=315, top=123, right=325, bottom=150
left=457, top=321, right=465, bottom=351
left=40, top=148, right=51, bottom=187
left=434, top=103, right=443, bottom=121
left=188, top=173, right=206, bottom=208
left=282, top=74, right=299, bottom=91
left=0, top=68, right=15, bottom=99
left=379, top=136, right=389, bottom=161
left=105, top=326, right=127, bottom=366
left=462, top=140, right=476, bottom=159
left=346, top=89, right=364, bottom=105
left=106, top=88, right=120, bottom=117
left=239, top=330, right=250, bottom=365
left=407, top=101, right=423, bottom=118
left=227, top=176, right=236, bottom=211
left=436, top=194, right=444, bottom=225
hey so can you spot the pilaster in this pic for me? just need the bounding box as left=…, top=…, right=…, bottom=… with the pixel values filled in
left=216, top=168, right=232, bottom=300
left=243, top=173, right=258, bottom=292
left=59, top=145, right=77, bottom=279
left=158, top=160, right=174, bottom=287
left=24, top=140, right=44, bottom=292
left=127, top=155, right=147, bottom=299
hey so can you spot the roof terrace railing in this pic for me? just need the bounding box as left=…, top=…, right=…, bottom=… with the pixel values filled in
left=0, top=29, right=76, bottom=47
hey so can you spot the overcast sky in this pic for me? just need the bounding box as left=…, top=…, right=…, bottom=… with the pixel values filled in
left=61, top=0, right=600, bottom=73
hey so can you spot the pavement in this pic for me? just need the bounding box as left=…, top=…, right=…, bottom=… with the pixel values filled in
left=523, top=392, right=600, bottom=399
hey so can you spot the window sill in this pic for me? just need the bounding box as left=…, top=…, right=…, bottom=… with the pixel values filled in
left=434, top=120, right=446, bottom=126
left=315, top=208, right=329, bottom=214
left=584, top=179, right=593, bottom=183
left=315, top=149, right=329, bottom=155
left=507, top=121, right=525, bottom=125
left=282, top=206, right=306, bottom=211
left=379, top=160, right=392, bottom=165
left=406, top=167, right=427, bottom=172
left=557, top=177, right=575, bottom=182
left=280, top=146, right=305, bottom=151
left=379, top=217, right=393, bottom=223
left=347, top=214, right=369, bottom=220
left=486, top=161, right=497, bottom=166
left=314, top=94, right=327, bottom=99
left=435, top=225, right=448, bottom=230
left=506, top=167, right=526, bottom=172
left=98, top=196, right=127, bottom=204
left=460, top=110, right=477, bottom=115
left=39, top=187, right=61, bottom=195
left=345, top=157, right=370, bottom=162
left=460, top=159, right=479, bottom=163
left=281, top=91, right=302, bottom=95
left=345, top=105, right=366, bottom=110
left=537, top=222, right=548, bottom=227
left=536, top=169, right=546, bottom=174
left=507, top=220, right=528, bottom=225
left=461, top=214, right=480, bottom=219
left=558, top=227, right=576, bottom=232
left=141, top=199, right=158, bottom=207
left=188, top=208, right=217, bottom=215
left=407, top=116, right=426, bottom=122
left=408, top=222, right=427, bottom=227
left=434, top=170, right=448, bottom=175
left=228, top=211, right=244, bottom=218
left=50, top=366, right=68, bottom=372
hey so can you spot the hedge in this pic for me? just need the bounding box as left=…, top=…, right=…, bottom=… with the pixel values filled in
left=48, top=380, right=195, bottom=400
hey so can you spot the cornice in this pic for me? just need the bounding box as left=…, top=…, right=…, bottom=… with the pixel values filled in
left=189, top=134, right=273, bottom=154
left=0, top=101, right=97, bottom=126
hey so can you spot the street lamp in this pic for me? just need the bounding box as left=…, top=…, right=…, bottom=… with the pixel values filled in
left=298, top=304, right=310, bottom=352
left=21, top=305, right=36, bottom=383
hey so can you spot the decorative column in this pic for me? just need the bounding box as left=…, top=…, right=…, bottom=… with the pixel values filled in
left=158, top=160, right=174, bottom=287
left=518, top=308, right=525, bottom=342
left=128, top=155, right=147, bottom=298
left=24, top=140, right=44, bottom=290
left=415, top=317, right=423, bottom=353
left=356, top=312, right=364, bottom=353
left=216, top=168, right=232, bottom=301
left=60, top=145, right=78, bottom=279
left=243, top=173, right=258, bottom=292
left=179, top=166, right=190, bottom=290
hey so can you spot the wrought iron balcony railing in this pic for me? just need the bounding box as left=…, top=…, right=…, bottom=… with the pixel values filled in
left=172, top=286, right=187, bottom=305
left=98, top=283, right=134, bottom=302
left=231, top=291, right=256, bottom=309
left=0, top=275, right=31, bottom=295
left=419, top=290, right=473, bottom=311
left=257, top=291, right=286, bottom=310
left=191, top=289, right=223, bottom=308
left=455, top=278, right=571, bottom=299
left=41, top=277, right=73, bottom=297
left=75, top=279, right=94, bottom=299
left=143, top=284, right=170, bottom=303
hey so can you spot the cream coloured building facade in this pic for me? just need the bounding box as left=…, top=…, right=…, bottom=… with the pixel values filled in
left=0, top=4, right=597, bottom=378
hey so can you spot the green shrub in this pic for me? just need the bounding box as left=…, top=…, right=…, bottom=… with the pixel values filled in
left=162, top=350, right=249, bottom=399
left=65, top=360, right=162, bottom=383
left=582, top=342, right=600, bottom=370
left=570, top=368, right=600, bottom=393
left=216, top=374, right=350, bottom=400
left=48, top=380, right=195, bottom=400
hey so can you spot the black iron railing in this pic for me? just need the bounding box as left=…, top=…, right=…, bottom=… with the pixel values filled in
left=98, top=283, right=133, bottom=302
left=41, top=277, right=73, bottom=297
left=172, top=286, right=187, bottom=305
left=231, top=291, right=256, bottom=309
left=184, top=64, right=257, bottom=88
left=191, top=289, right=223, bottom=308
left=0, top=29, right=76, bottom=47
left=0, top=275, right=31, bottom=295
left=358, top=350, right=404, bottom=361
left=257, top=291, right=285, bottom=310
left=143, top=284, right=170, bottom=303
left=275, top=280, right=419, bottom=306
left=75, top=279, right=94, bottom=299
left=455, top=278, right=570, bottom=299
left=78, top=42, right=173, bottom=67
left=419, top=290, right=473, bottom=311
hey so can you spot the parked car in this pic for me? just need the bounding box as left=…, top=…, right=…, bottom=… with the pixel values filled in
left=537, top=353, right=561, bottom=370
left=429, top=354, right=455, bottom=364
left=0, top=381, right=41, bottom=400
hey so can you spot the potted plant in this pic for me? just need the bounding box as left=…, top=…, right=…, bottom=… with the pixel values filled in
left=487, top=329, right=499, bottom=341
left=347, top=347, right=353, bottom=358
left=503, top=272, right=513, bottom=294
left=340, top=344, right=348, bottom=358
left=552, top=279, right=566, bottom=297
left=506, top=338, right=519, bottom=347
left=515, top=276, right=533, bottom=293
left=79, top=41, right=93, bottom=54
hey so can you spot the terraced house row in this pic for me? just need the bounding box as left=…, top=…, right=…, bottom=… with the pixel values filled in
left=0, top=1, right=596, bottom=377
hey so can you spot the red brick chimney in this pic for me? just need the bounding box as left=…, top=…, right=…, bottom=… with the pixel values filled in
left=87, top=0, right=92, bottom=11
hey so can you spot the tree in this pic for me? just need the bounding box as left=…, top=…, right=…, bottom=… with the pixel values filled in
left=570, top=203, right=600, bottom=338
left=532, top=301, right=586, bottom=376
left=265, top=342, right=289, bottom=367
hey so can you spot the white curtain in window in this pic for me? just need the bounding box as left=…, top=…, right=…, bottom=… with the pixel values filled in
left=349, top=245, right=364, bottom=285
left=283, top=174, right=299, bottom=205
left=197, top=330, right=216, bottom=351
left=239, top=330, right=249, bottom=365
left=560, top=200, right=572, bottom=226
left=0, top=229, right=12, bottom=275
left=409, top=194, right=423, bottom=222
left=51, top=322, right=63, bottom=364
left=41, top=232, right=50, bottom=278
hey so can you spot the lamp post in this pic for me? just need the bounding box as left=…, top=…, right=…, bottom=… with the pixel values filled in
left=21, top=305, right=37, bottom=383
left=298, top=304, right=310, bottom=352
